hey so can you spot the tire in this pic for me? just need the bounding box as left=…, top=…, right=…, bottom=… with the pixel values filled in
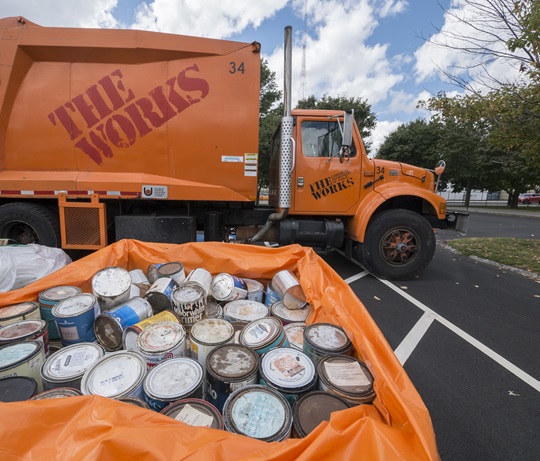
left=0, top=202, right=61, bottom=247
left=361, top=209, right=436, bottom=280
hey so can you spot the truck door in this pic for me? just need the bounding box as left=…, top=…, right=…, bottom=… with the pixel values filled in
left=293, top=118, right=361, bottom=214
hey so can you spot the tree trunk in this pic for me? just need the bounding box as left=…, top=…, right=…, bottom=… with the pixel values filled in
left=507, top=190, right=519, bottom=208
left=464, top=179, right=472, bottom=207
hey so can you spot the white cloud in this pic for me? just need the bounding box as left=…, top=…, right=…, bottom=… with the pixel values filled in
left=377, top=0, right=408, bottom=18
left=365, top=120, right=403, bottom=155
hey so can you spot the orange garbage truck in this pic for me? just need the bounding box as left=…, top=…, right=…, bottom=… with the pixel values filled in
left=0, top=17, right=466, bottom=279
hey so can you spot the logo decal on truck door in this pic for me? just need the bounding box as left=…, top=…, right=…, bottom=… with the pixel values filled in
left=309, top=171, right=355, bottom=200
left=48, top=66, right=209, bottom=165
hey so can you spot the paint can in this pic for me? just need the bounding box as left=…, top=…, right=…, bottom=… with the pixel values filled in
left=0, top=376, right=38, bottom=402
left=205, top=344, right=259, bottom=412
left=317, top=355, right=376, bottom=405
left=156, top=261, right=186, bottom=285
left=129, top=269, right=149, bottom=285
left=283, top=322, right=306, bottom=351
left=259, top=347, right=317, bottom=405
left=171, top=283, right=207, bottom=329
left=230, top=321, right=248, bottom=344
left=223, top=299, right=268, bottom=323
left=0, top=340, right=46, bottom=392
left=122, top=310, right=181, bottom=352
left=222, top=384, right=292, bottom=441
left=39, top=286, right=82, bottom=340
left=239, top=317, right=288, bottom=355
left=51, top=294, right=100, bottom=346
left=185, top=268, right=212, bottom=295
left=30, top=387, right=83, bottom=400
left=80, top=350, right=147, bottom=399
left=271, top=270, right=307, bottom=310
left=137, top=321, right=187, bottom=368
left=91, top=266, right=132, bottom=312
left=146, top=263, right=165, bottom=284
left=143, top=357, right=204, bottom=411
left=303, top=323, right=353, bottom=365
left=204, top=299, right=223, bottom=319
left=270, top=301, right=310, bottom=325
left=117, top=396, right=150, bottom=410
left=243, top=278, right=264, bottom=303
left=144, top=277, right=179, bottom=314
left=41, top=342, right=105, bottom=391
left=160, top=398, right=224, bottom=430
left=210, top=273, right=247, bottom=302
left=189, top=319, right=234, bottom=370
left=292, top=391, right=351, bottom=437
left=0, top=319, right=49, bottom=356
left=264, top=282, right=281, bottom=308
left=94, top=297, right=153, bottom=351
left=0, top=301, right=41, bottom=327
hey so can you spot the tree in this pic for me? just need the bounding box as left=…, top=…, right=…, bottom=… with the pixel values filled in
left=296, top=95, right=377, bottom=153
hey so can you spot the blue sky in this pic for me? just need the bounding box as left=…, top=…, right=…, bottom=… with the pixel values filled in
left=1, top=0, right=494, bottom=152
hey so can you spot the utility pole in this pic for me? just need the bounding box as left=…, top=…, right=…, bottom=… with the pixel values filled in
left=299, top=0, right=308, bottom=102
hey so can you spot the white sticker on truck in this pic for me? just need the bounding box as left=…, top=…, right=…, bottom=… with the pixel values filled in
left=244, top=153, right=258, bottom=176
left=142, top=185, right=168, bottom=199
left=222, top=156, right=244, bottom=162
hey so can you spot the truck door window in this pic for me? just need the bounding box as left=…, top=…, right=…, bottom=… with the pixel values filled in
left=301, top=121, right=356, bottom=158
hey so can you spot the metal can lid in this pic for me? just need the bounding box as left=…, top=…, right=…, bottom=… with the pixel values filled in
left=190, top=319, right=234, bottom=345
left=207, top=344, right=259, bottom=380
left=224, top=300, right=268, bottom=322
left=317, top=355, right=374, bottom=396
left=92, top=266, right=132, bottom=297
left=0, top=340, right=42, bottom=369
left=137, top=321, right=186, bottom=353
left=271, top=301, right=309, bottom=323
left=160, top=398, right=224, bottom=430
left=0, top=302, right=39, bottom=320
left=240, top=317, right=281, bottom=349
left=52, top=294, right=97, bottom=317
left=261, top=347, right=316, bottom=390
left=304, top=323, right=351, bottom=352
left=283, top=322, right=306, bottom=350
left=30, top=387, right=83, bottom=400
left=157, top=261, right=184, bottom=276
left=0, top=376, right=38, bottom=402
left=144, top=357, right=203, bottom=400
left=172, top=283, right=205, bottom=304
left=211, top=273, right=247, bottom=301
left=0, top=320, right=46, bottom=341
left=205, top=300, right=223, bottom=319
left=81, top=350, right=146, bottom=397
left=39, top=286, right=82, bottom=303
left=94, top=315, right=123, bottom=350
left=223, top=384, right=292, bottom=441
left=42, top=342, right=105, bottom=381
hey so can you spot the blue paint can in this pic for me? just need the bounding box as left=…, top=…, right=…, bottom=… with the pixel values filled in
left=264, top=281, right=281, bottom=308
left=39, top=286, right=82, bottom=340
left=51, top=294, right=100, bottom=346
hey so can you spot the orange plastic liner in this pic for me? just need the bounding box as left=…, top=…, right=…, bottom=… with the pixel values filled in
left=0, top=240, right=439, bottom=460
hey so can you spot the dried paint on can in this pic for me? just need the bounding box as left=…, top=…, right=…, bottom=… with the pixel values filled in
left=283, top=322, right=306, bottom=351
left=39, top=286, right=82, bottom=340
left=129, top=269, right=149, bottom=285
left=117, top=396, right=150, bottom=409
left=210, top=273, right=247, bottom=302
left=122, top=310, right=181, bottom=352
left=171, top=284, right=207, bottom=329
left=91, top=266, right=132, bottom=312
left=0, top=376, right=38, bottom=402
left=243, top=278, right=264, bottom=303
left=30, top=387, right=83, bottom=400
left=0, top=340, right=46, bottom=393
left=0, top=319, right=49, bottom=356
left=0, top=302, right=41, bottom=327
left=51, top=294, right=100, bottom=346
left=189, top=319, right=234, bottom=370
left=137, top=321, right=187, bottom=368
left=206, top=344, right=259, bottom=412
left=239, top=317, right=288, bottom=355
left=204, top=299, right=223, bottom=319
left=271, top=270, right=307, bottom=310
left=160, top=398, right=224, bottom=429
left=146, top=263, right=164, bottom=284
left=223, top=299, right=268, bottom=323
left=303, top=323, right=352, bottom=365
left=264, top=282, right=281, bottom=308
left=144, top=277, right=179, bottom=314
left=156, top=262, right=186, bottom=285
left=317, top=355, right=376, bottom=405
left=223, top=384, right=292, bottom=441
left=259, top=347, right=317, bottom=405
left=292, top=391, right=351, bottom=437
left=80, top=350, right=147, bottom=399
left=94, top=297, right=153, bottom=351
left=41, top=342, right=105, bottom=391
left=143, top=357, right=204, bottom=411
left=185, top=268, right=212, bottom=295
left=270, top=301, right=310, bottom=325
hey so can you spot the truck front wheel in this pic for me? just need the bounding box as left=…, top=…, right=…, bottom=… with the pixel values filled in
left=0, top=203, right=61, bottom=247
left=361, top=209, right=435, bottom=280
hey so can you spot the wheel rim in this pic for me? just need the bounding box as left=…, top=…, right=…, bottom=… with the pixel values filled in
left=379, top=227, right=419, bottom=266
left=0, top=221, right=40, bottom=244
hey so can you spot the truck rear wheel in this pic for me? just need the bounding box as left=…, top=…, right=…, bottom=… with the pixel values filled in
left=361, top=209, right=435, bottom=280
left=0, top=202, right=61, bottom=247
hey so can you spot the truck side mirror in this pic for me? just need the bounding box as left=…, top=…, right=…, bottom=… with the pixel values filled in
left=342, top=111, right=353, bottom=147
left=434, top=160, right=446, bottom=176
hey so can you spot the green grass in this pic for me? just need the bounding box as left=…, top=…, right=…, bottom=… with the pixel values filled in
left=446, top=238, right=540, bottom=274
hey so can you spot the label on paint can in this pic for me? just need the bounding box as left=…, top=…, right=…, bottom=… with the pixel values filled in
left=52, top=294, right=100, bottom=345
left=137, top=321, right=187, bottom=368
left=185, top=268, right=212, bottom=295
left=145, top=277, right=179, bottom=313
left=171, top=284, right=206, bottom=327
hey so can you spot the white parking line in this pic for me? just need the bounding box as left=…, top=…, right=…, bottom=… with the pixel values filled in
left=344, top=271, right=370, bottom=284
left=394, top=312, right=435, bottom=365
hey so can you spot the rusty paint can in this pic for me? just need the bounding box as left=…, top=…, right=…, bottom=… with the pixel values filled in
left=30, top=387, right=83, bottom=400
left=122, top=310, right=181, bottom=352
left=39, top=286, right=82, bottom=340
left=91, top=266, right=132, bottom=312
left=303, top=323, right=353, bottom=365
left=156, top=261, right=186, bottom=285
left=283, top=322, right=306, bottom=351
left=243, top=278, right=264, bottom=303
left=160, top=398, right=224, bottom=429
left=144, top=277, right=179, bottom=314
left=0, top=301, right=41, bottom=327
left=210, top=273, right=247, bottom=302
left=317, top=354, right=376, bottom=405
left=185, top=268, right=212, bottom=295
left=0, top=319, right=49, bottom=357
left=223, top=299, right=268, bottom=323
left=270, top=301, right=310, bottom=325
left=0, top=340, right=46, bottom=393
left=137, top=321, right=187, bottom=368
left=94, top=297, right=153, bottom=351
left=271, top=270, right=307, bottom=310
left=0, top=376, right=38, bottom=402
left=52, top=294, right=100, bottom=346
left=239, top=317, right=288, bottom=355
left=171, top=283, right=207, bottom=329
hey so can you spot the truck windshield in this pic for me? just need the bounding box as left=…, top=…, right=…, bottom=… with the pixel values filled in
left=301, top=121, right=356, bottom=158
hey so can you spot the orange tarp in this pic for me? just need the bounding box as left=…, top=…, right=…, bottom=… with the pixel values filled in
left=0, top=240, right=439, bottom=460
